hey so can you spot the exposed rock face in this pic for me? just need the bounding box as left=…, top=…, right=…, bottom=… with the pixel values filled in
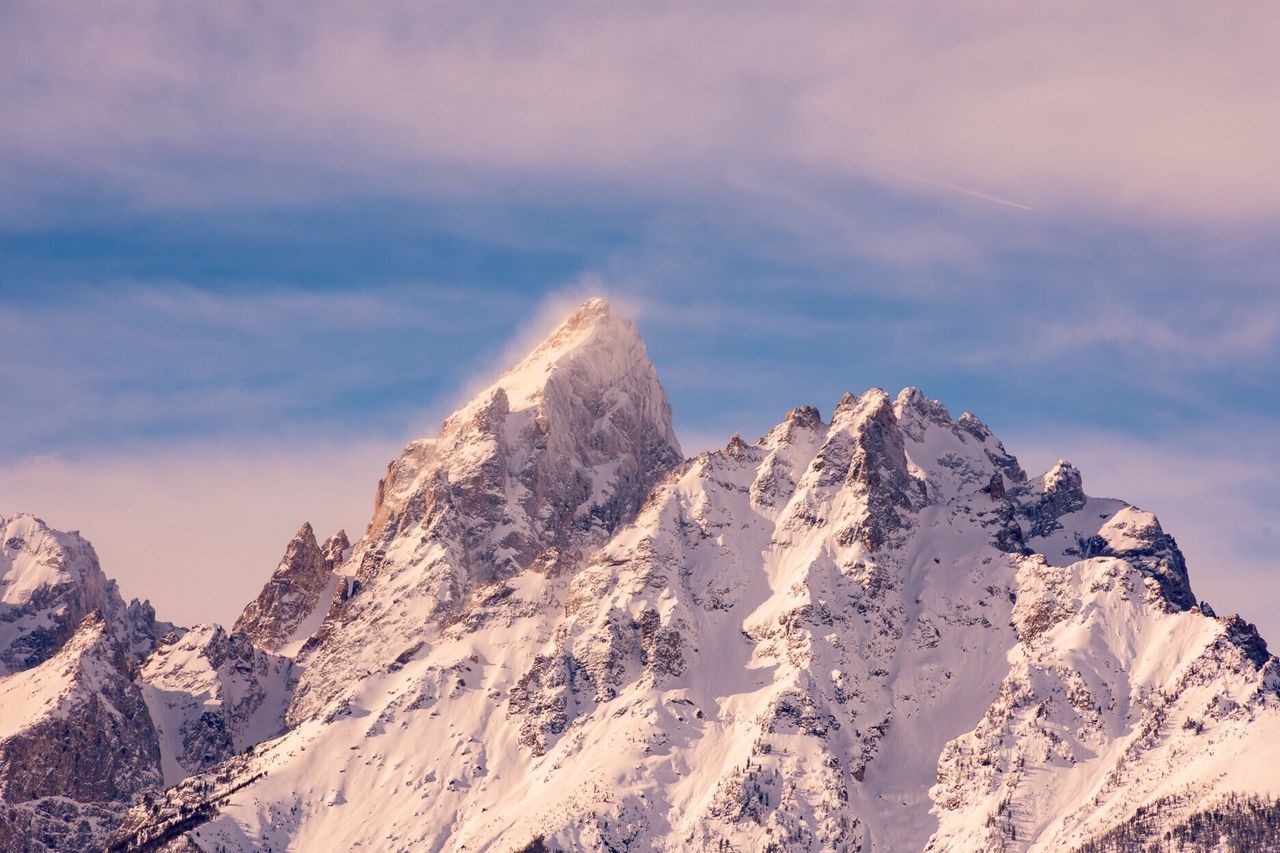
left=320, top=529, right=349, bottom=566
left=0, top=613, right=161, bottom=802
left=232, top=523, right=347, bottom=653
left=0, top=612, right=161, bottom=851
left=1011, top=467, right=1197, bottom=612
left=1021, top=460, right=1087, bottom=538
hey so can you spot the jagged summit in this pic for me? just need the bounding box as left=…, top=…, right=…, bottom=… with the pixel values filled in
left=370, top=297, right=679, bottom=538
left=0, top=514, right=166, bottom=674
left=478, top=296, right=651, bottom=410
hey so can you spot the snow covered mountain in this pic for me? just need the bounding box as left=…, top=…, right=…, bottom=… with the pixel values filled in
left=0, top=515, right=167, bottom=675
left=3, top=297, right=1278, bottom=851
left=0, top=517, right=168, bottom=850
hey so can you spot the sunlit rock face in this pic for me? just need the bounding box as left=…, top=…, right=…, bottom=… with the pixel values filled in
left=233, top=523, right=348, bottom=654
left=0, top=612, right=163, bottom=851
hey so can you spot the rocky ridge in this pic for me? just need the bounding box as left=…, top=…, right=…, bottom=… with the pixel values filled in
left=0, top=612, right=161, bottom=852
left=0, top=514, right=339, bottom=850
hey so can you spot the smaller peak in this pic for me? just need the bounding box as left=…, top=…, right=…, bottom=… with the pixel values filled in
left=1218, top=614, right=1272, bottom=668
left=1045, top=459, right=1081, bottom=483
left=832, top=391, right=859, bottom=418
left=1041, top=460, right=1083, bottom=495
left=725, top=433, right=751, bottom=459
left=283, top=523, right=323, bottom=557
left=321, top=530, right=350, bottom=566
left=3, top=513, right=50, bottom=537
left=831, top=388, right=894, bottom=427
left=51, top=610, right=118, bottom=660
left=863, top=388, right=893, bottom=417
left=182, top=622, right=228, bottom=644
left=894, top=386, right=949, bottom=416
left=569, top=296, right=613, bottom=320
left=893, top=387, right=952, bottom=436
left=895, top=386, right=927, bottom=407
left=956, top=411, right=991, bottom=439
left=78, top=608, right=111, bottom=633
left=761, top=405, right=824, bottom=448
left=785, top=405, right=822, bottom=430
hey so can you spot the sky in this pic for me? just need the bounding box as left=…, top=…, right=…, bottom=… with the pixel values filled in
left=1, top=3, right=1277, bottom=640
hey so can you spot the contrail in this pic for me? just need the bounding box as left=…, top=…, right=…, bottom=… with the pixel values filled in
left=894, top=170, right=1034, bottom=211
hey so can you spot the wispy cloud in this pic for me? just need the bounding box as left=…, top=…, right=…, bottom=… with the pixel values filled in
left=2, top=3, right=1278, bottom=224
left=892, top=172, right=1034, bottom=212
left=0, top=282, right=526, bottom=456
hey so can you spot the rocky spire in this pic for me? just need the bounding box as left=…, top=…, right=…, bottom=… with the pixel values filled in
left=320, top=530, right=349, bottom=566
left=362, top=296, right=683, bottom=580
left=233, top=522, right=344, bottom=652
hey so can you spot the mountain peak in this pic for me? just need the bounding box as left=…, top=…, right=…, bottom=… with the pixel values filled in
left=566, top=294, right=614, bottom=324
left=233, top=522, right=344, bottom=653
left=482, top=296, right=643, bottom=413
left=290, top=298, right=684, bottom=720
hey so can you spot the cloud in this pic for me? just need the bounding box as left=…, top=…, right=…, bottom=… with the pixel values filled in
left=3, top=2, right=1279, bottom=223
left=0, top=282, right=526, bottom=456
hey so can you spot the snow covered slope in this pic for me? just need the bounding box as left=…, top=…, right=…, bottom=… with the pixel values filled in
left=100, top=298, right=1279, bottom=853
left=140, top=624, right=292, bottom=786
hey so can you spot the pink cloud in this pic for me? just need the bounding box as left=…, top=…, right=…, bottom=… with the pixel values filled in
left=3, top=2, right=1278, bottom=221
